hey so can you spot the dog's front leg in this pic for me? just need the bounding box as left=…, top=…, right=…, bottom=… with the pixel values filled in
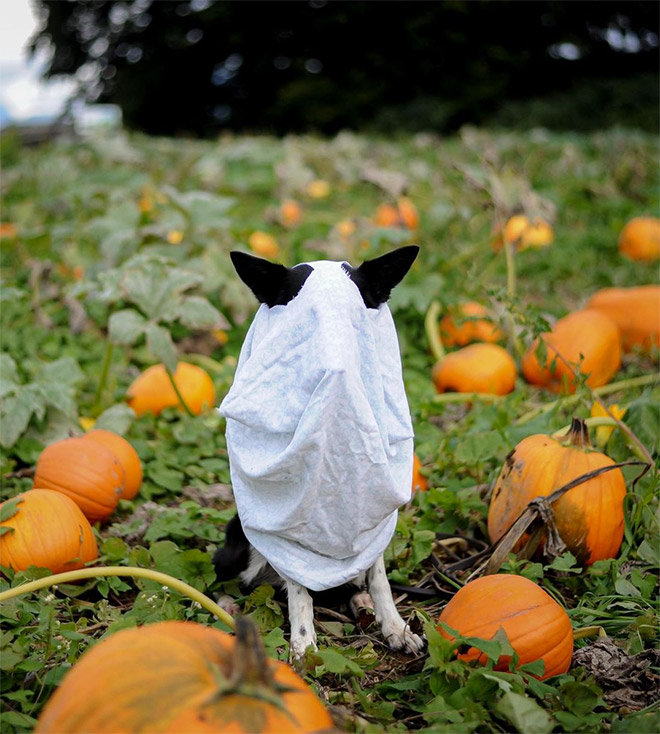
left=368, top=555, right=425, bottom=654
left=286, top=579, right=317, bottom=662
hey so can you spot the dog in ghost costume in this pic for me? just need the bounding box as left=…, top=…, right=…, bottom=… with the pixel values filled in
left=213, top=245, right=424, bottom=660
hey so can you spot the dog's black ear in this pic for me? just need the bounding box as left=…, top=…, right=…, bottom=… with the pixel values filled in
left=343, top=245, right=419, bottom=309
left=230, top=251, right=312, bottom=307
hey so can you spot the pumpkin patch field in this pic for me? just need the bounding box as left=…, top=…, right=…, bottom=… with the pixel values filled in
left=1, top=128, right=658, bottom=733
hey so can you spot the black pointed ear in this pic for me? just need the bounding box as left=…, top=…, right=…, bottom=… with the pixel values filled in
left=230, top=251, right=312, bottom=307
left=343, top=245, right=419, bottom=308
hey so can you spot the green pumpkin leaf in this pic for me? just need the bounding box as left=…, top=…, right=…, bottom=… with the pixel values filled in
left=108, top=308, right=147, bottom=345
left=145, top=323, right=178, bottom=373
left=496, top=691, right=554, bottom=734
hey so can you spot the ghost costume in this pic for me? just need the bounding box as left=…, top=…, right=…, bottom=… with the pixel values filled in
left=219, top=260, right=414, bottom=591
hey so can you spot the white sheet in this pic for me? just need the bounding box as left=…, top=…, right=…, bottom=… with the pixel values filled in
left=220, top=260, right=414, bottom=591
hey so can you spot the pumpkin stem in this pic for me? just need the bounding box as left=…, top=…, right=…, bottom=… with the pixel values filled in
left=566, top=417, right=591, bottom=449
left=232, top=616, right=274, bottom=687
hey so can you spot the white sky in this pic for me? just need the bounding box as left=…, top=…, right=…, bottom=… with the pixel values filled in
left=0, top=0, right=76, bottom=122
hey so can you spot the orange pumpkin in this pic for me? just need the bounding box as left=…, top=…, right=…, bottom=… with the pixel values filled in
left=397, top=197, right=419, bottom=230
left=127, top=362, right=216, bottom=416
left=280, top=199, right=302, bottom=228
left=83, top=430, right=143, bottom=500
left=618, top=216, right=660, bottom=261
left=36, top=619, right=334, bottom=734
left=585, top=285, right=660, bottom=353
left=0, top=490, right=98, bottom=574
left=374, top=203, right=401, bottom=228
left=492, top=215, right=554, bottom=252
left=432, top=343, right=517, bottom=395
left=439, top=302, right=503, bottom=347
left=33, top=438, right=125, bottom=523
left=487, top=417, right=627, bottom=565
left=374, top=198, right=419, bottom=230
left=438, top=574, right=573, bottom=680
left=248, top=231, right=280, bottom=259
left=412, top=454, right=427, bottom=493
left=522, top=309, right=621, bottom=393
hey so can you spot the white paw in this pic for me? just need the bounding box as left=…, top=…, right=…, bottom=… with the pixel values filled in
left=216, top=595, right=240, bottom=617
left=289, top=630, right=318, bottom=662
left=382, top=622, right=425, bottom=654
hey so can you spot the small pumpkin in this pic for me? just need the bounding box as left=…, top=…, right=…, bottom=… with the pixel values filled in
left=36, top=618, right=334, bottom=734
left=248, top=231, right=280, bottom=259
left=487, top=417, right=627, bottom=565
left=412, top=454, right=427, bottom=493
left=585, top=285, right=660, bottom=353
left=438, top=574, right=573, bottom=680
left=83, top=430, right=143, bottom=500
left=127, top=362, right=216, bottom=416
left=280, top=199, right=302, bottom=228
left=618, top=216, right=660, bottom=262
left=493, top=215, right=554, bottom=252
left=374, top=198, right=419, bottom=230
left=0, top=489, right=98, bottom=574
left=33, top=438, right=125, bottom=523
left=439, top=301, right=503, bottom=347
left=522, top=309, right=621, bottom=393
left=432, top=343, right=517, bottom=395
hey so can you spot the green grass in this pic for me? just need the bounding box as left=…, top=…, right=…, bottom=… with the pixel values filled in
left=0, top=126, right=658, bottom=732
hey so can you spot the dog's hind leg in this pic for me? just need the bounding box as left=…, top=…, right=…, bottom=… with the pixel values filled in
left=212, top=514, right=251, bottom=581
left=286, top=579, right=317, bottom=662
left=368, top=555, right=425, bottom=654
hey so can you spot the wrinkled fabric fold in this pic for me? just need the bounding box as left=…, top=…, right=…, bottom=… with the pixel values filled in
left=220, top=261, right=414, bottom=590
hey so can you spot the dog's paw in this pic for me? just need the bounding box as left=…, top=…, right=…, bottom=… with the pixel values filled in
left=289, top=626, right=318, bottom=663
left=216, top=595, right=241, bottom=617
left=383, top=623, right=425, bottom=654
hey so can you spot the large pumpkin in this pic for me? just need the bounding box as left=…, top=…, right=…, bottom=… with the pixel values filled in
left=439, top=302, right=503, bottom=348
left=33, top=438, right=125, bottom=523
left=127, top=362, right=216, bottom=416
left=618, top=216, right=660, bottom=261
left=83, top=429, right=143, bottom=500
left=522, top=309, right=621, bottom=393
left=0, top=489, right=98, bottom=574
left=585, top=285, right=660, bottom=354
left=432, top=343, right=517, bottom=395
left=487, top=417, right=627, bottom=565
left=438, top=574, right=573, bottom=680
left=36, top=619, right=334, bottom=733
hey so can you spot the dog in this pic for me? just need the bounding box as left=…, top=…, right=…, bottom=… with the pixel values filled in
left=213, top=245, right=424, bottom=661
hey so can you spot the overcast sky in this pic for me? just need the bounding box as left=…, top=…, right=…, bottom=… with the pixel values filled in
left=0, top=0, right=76, bottom=123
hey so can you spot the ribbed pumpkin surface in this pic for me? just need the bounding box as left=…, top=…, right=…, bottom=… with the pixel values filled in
left=33, top=438, right=125, bottom=523
left=487, top=425, right=626, bottom=565
left=84, top=430, right=143, bottom=500
left=522, top=309, right=621, bottom=392
left=586, top=285, right=660, bottom=353
left=36, top=621, right=334, bottom=734
left=433, top=343, right=517, bottom=395
left=438, top=574, right=573, bottom=680
left=439, top=302, right=503, bottom=348
left=0, top=489, right=98, bottom=574
left=126, top=362, right=216, bottom=416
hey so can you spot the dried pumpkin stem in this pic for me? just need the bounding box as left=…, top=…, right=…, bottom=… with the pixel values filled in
left=424, top=301, right=445, bottom=362
left=164, top=365, right=195, bottom=417
left=0, top=566, right=236, bottom=630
